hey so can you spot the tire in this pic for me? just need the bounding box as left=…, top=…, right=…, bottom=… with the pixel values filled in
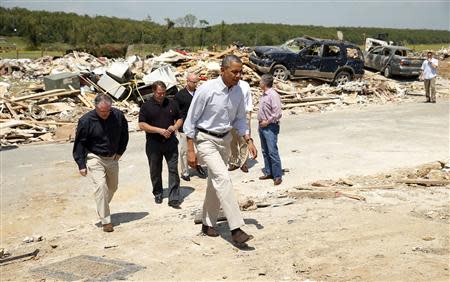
left=383, top=66, right=392, bottom=78
left=271, top=65, right=290, bottom=81
left=333, top=71, right=351, bottom=86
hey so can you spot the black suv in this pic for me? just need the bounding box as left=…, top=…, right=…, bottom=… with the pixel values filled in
left=249, top=37, right=364, bottom=85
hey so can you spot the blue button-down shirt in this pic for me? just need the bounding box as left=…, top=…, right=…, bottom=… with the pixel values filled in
left=183, top=76, right=248, bottom=138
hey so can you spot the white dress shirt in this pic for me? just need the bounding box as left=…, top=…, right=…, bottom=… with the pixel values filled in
left=239, top=80, right=253, bottom=113
left=183, top=77, right=248, bottom=138
left=421, top=58, right=438, bottom=80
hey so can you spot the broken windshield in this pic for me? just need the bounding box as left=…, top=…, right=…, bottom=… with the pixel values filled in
left=282, top=39, right=307, bottom=53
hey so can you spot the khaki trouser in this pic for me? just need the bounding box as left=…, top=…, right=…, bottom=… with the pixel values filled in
left=178, top=131, right=204, bottom=176
left=229, top=128, right=249, bottom=168
left=86, top=153, right=119, bottom=225
left=424, top=77, right=436, bottom=102
left=195, top=131, right=244, bottom=230
left=178, top=131, right=189, bottom=177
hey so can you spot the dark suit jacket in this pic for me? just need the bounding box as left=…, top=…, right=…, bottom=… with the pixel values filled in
left=174, top=88, right=194, bottom=132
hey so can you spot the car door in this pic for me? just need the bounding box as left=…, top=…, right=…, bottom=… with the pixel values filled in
left=365, top=47, right=382, bottom=69
left=294, top=43, right=322, bottom=78
left=319, top=44, right=345, bottom=80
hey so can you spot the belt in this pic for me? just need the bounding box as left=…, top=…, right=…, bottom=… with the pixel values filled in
left=197, top=127, right=229, bottom=138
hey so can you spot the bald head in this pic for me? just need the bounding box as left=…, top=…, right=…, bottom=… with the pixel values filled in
left=186, top=73, right=199, bottom=92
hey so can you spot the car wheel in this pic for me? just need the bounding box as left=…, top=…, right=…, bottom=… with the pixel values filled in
left=334, top=71, right=351, bottom=86
left=383, top=66, right=392, bottom=78
left=272, top=65, right=289, bottom=81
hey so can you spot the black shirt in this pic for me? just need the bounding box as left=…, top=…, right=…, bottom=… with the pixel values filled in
left=174, top=88, right=193, bottom=133
left=73, top=108, right=129, bottom=170
left=138, top=96, right=181, bottom=142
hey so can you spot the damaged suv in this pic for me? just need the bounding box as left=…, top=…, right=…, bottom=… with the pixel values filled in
left=249, top=37, right=364, bottom=84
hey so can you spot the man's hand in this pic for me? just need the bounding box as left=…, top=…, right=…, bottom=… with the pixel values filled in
left=187, top=149, right=198, bottom=169
left=160, top=128, right=172, bottom=139
left=167, top=125, right=176, bottom=133
left=248, top=142, right=258, bottom=160
left=186, top=137, right=198, bottom=168
left=79, top=169, right=87, bottom=176
left=259, top=120, right=269, bottom=128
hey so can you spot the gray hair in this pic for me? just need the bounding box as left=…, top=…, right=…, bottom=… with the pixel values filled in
left=94, top=94, right=113, bottom=106
left=221, top=55, right=242, bottom=68
left=260, top=74, right=274, bottom=88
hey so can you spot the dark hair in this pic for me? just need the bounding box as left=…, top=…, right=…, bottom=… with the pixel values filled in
left=260, top=74, right=274, bottom=88
left=94, top=94, right=113, bottom=106
left=427, top=51, right=433, bottom=55
left=152, top=80, right=167, bottom=91
left=221, top=55, right=242, bottom=68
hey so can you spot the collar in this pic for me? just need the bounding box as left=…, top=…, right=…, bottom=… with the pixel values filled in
left=150, top=96, right=168, bottom=106
left=219, top=76, right=235, bottom=92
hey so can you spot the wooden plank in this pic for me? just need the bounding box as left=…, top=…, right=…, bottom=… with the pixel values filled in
left=12, top=89, right=66, bottom=102
left=13, top=89, right=80, bottom=102
left=397, top=179, right=450, bottom=187
left=0, top=118, right=75, bottom=125
left=212, top=46, right=237, bottom=59
left=4, top=102, right=18, bottom=119
left=0, top=97, right=28, bottom=109
left=282, top=99, right=336, bottom=109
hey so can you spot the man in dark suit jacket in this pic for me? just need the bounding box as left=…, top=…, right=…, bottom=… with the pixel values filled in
left=174, top=73, right=206, bottom=181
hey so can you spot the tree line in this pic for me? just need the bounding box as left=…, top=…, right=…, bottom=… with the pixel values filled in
left=1, top=7, right=449, bottom=51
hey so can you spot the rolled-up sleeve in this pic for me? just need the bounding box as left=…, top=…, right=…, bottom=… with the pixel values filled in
left=232, top=97, right=248, bottom=136
left=267, top=92, right=282, bottom=124
left=183, top=86, right=206, bottom=138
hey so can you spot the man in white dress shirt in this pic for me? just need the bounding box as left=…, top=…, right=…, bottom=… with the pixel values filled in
left=228, top=80, right=253, bottom=173
left=419, top=51, right=439, bottom=103
left=183, top=55, right=257, bottom=244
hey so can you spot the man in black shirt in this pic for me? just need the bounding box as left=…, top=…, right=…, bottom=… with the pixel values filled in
left=174, top=73, right=206, bottom=181
left=73, top=94, right=129, bottom=232
left=139, top=81, right=183, bottom=208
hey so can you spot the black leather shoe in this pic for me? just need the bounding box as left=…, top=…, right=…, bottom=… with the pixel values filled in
left=181, top=174, right=190, bottom=181
left=201, top=224, right=219, bottom=237
left=196, top=165, right=207, bottom=177
left=168, top=200, right=181, bottom=208
left=155, top=194, right=163, bottom=204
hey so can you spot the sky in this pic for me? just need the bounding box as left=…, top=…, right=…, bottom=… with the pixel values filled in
left=2, top=0, right=450, bottom=31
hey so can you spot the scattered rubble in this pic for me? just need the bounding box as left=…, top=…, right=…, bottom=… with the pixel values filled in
left=1, top=47, right=448, bottom=146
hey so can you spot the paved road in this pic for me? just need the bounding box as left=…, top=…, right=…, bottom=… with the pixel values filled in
left=1, top=101, right=449, bottom=205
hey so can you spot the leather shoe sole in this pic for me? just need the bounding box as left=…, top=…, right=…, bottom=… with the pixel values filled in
left=102, top=223, right=114, bottom=232
left=181, top=175, right=190, bottom=181
left=259, top=174, right=273, bottom=180
left=274, top=178, right=282, bottom=185
left=231, top=229, right=253, bottom=244
left=201, top=224, right=219, bottom=237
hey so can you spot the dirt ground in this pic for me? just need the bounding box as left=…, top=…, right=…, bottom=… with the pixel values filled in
left=1, top=88, right=449, bottom=280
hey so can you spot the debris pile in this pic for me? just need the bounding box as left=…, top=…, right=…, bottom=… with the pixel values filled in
left=0, top=46, right=442, bottom=146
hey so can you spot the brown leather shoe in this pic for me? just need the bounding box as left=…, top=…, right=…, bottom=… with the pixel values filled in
left=231, top=228, right=254, bottom=244
left=201, top=224, right=219, bottom=237
left=228, top=164, right=239, bottom=171
left=102, top=223, right=114, bottom=232
left=259, top=174, right=273, bottom=180
left=240, top=163, right=249, bottom=173
left=274, top=178, right=282, bottom=186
